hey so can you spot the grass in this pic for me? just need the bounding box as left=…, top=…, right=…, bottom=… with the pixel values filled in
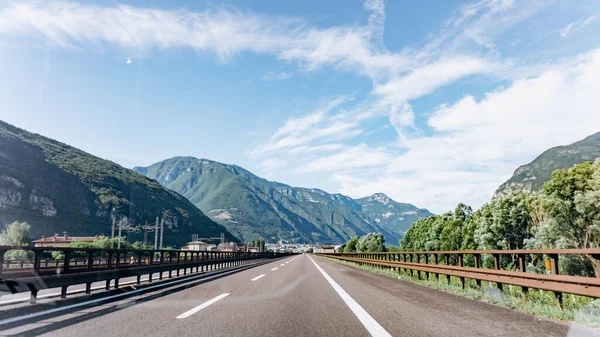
left=324, top=257, right=600, bottom=326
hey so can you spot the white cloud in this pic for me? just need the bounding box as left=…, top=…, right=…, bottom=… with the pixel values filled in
left=0, top=1, right=408, bottom=80
left=373, top=57, right=498, bottom=101
left=296, top=144, right=391, bottom=174
left=5, top=0, right=600, bottom=214
left=263, top=72, right=290, bottom=81
left=560, top=16, right=595, bottom=37
left=337, top=48, right=600, bottom=212
left=249, top=96, right=358, bottom=155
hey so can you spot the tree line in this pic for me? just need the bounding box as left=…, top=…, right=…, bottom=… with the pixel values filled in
left=401, top=159, right=600, bottom=276
left=338, top=159, right=600, bottom=276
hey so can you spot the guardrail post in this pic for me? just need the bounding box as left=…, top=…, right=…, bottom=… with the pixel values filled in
left=592, top=254, right=600, bottom=278
left=433, top=254, right=439, bottom=280
left=183, top=252, right=188, bottom=276
left=86, top=251, right=94, bottom=294
left=168, top=252, right=173, bottom=278
left=176, top=252, right=180, bottom=276
left=458, top=254, right=465, bottom=289
left=493, top=254, right=503, bottom=291
left=60, top=250, right=71, bottom=299
left=114, top=251, right=121, bottom=289
left=63, top=251, right=71, bottom=274
left=549, top=254, right=563, bottom=306
left=105, top=251, right=113, bottom=290
left=518, top=254, right=528, bottom=295
left=424, top=253, right=429, bottom=280
left=0, top=249, right=6, bottom=275
left=33, top=250, right=41, bottom=276
left=473, top=254, right=482, bottom=289
left=409, top=254, right=414, bottom=278
left=444, top=254, right=450, bottom=284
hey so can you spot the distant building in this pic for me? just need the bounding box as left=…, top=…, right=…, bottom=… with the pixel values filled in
left=247, top=247, right=260, bottom=253
left=183, top=241, right=211, bottom=251
left=317, top=245, right=335, bottom=253
left=218, top=242, right=239, bottom=252
left=33, top=234, right=100, bottom=248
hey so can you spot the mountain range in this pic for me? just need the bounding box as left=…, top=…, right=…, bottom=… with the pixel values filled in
left=134, top=157, right=433, bottom=244
left=494, top=131, right=600, bottom=197
left=0, top=121, right=236, bottom=246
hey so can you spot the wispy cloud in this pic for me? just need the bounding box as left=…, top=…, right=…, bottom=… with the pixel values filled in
left=263, top=72, right=291, bottom=81
left=560, top=16, right=595, bottom=37
left=5, top=0, right=600, bottom=213
left=247, top=0, right=600, bottom=212
left=0, top=1, right=405, bottom=80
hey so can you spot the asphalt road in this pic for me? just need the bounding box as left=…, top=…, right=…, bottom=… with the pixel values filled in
left=0, top=254, right=598, bottom=337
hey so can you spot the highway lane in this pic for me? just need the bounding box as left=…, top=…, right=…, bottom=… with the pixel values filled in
left=1, top=254, right=599, bottom=337
left=313, top=256, right=600, bottom=337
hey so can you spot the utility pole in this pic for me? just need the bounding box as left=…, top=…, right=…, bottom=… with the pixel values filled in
left=159, top=218, right=164, bottom=249
left=154, top=217, right=159, bottom=249
left=117, top=224, right=122, bottom=249
left=111, top=217, right=116, bottom=249
left=143, top=221, right=148, bottom=245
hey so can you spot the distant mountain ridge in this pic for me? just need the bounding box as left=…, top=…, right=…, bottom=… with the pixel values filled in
left=494, top=131, right=600, bottom=197
left=355, top=193, right=434, bottom=236
left=134, top=156, right=432, bottom=244
left=0, top=121, right=235, bottom=246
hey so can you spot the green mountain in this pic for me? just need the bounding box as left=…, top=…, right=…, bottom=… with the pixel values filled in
left=0, top=121, right=235, bottom=247
left=355, top=193, right=434, bottom=237
left=494, top=131, right=600, bottom=197
left=134, top=157, right=431, bottom=244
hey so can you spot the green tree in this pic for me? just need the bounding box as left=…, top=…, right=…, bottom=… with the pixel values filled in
left=344, top=236, right=359, bottom=252
left=0, top=222, right=33, bottom=260
left=526, top=160, right=600, bottom=275
left=356, top=233, right=385, bottom=252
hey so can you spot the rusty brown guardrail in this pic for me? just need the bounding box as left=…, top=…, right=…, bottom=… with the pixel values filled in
left=318, top=249, right=600, bottom=302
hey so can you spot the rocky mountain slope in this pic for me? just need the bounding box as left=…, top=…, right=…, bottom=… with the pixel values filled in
left=355, top=193, right=434, bottom=237
left=494, top=131, right=600, bottom=197
left=0, top=121, right=235, bottom=246
left=135, top=157, right=431, bottom=244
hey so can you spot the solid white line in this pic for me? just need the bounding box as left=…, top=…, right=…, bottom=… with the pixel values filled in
left=307, top=255, right=391, bottom=337
left=176, top=293, right=229, bottom=319
left=271, top=267, right=278, bottom=271
left=251, top=274, right=265, bottom=281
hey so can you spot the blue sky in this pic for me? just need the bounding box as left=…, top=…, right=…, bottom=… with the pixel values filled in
left=1, top=0, right=600, bottom=213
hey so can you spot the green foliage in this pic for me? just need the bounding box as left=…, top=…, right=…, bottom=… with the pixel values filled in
left=400, top=205, right=475, bottom=252
left=399, top=159, right=600, bottom=278
left=250, top=239, right=265, bottom=252
left=339, top=233, right=386, bottom=252
left=526, top=160, right=600, bottom=275
left=0, top=221, right=32, bottom=246
left=51, top=237, right=158, bottom=259
left=343, top=236, right=359, bottom=252
left=0, top=222, right=33, bottom=260
left=356, top=233, right=385, bottom=252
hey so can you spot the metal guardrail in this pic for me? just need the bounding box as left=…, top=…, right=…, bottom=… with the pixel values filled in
left=319, top=249, right=600, bottom=302
left=0, top=246, right=291, bottom=304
